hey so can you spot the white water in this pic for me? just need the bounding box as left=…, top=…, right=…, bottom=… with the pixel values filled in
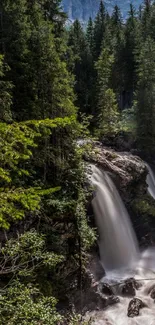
left=86, top=250, right=155, bottom=325
left=91, top=165, right=139, bottom=271
left=88, top=165, right=155, bottom=325
left=146, top=163, right=155, bottom=199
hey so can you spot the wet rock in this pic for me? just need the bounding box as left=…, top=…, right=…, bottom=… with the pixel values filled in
left=99, top=283, right=114, bottom=296
left=98, top=295, right=120, bottom=310
left=89, top=145, right=146, bottom=188
left=145, top=283, right=155, bottom=298
left=122, top=278, right=140, bottom=297
left=127, top=298, right=146, bottom=318
left=107, top=296, right=120, bottom=306
left=150, top=288, right=155, bottom=300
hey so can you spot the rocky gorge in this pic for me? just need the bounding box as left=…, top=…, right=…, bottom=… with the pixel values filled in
left=71, top=140, right=155, bottom=324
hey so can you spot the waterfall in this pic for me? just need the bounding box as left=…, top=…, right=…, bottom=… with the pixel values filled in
left=91, top=165, right=139, bottom=272
left=146, top=163, right=155, bottom=199
left=85, top=165, right=155, bottom=325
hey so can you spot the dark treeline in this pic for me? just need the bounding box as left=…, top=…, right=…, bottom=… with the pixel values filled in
left=0, top=0, right=154, bottom=324
left=68, top=0, right=155, bottom=153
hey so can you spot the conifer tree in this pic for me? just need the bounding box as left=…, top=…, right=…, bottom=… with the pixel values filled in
left=135, top=37, right=155, bottom=152
left=68, top=19, right=93, bottom=114
left=123, top=4, right=138, bottom=105
left=93, top=1, right=106, bottom=59
left=95, top=48, right=119, bottom=137
left=0, top=0, right=31, bottom=120
left=0, top=0, right=75, bottom=120
left=86, top=17, right=94, bottom=50
left=0, top=55, right=12, bottom=122
left=141, top=0, right=151, bottom=39
left=110, top=5, right=125, bottom=103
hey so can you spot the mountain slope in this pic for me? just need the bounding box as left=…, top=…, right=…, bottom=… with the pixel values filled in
left=62, top=0, right=142, bottom=21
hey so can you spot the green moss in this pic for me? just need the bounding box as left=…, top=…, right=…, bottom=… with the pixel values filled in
left=132, top=195, right=155, bottom=217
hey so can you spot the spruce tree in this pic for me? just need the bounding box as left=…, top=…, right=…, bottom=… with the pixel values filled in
left=86, top=17, right=94, bottom=50
left=110, top=5, right=125, bottom=104
left=141, top=0, right=151, bottom=39
left=135, top=37, right=155, bottom=152
left=93, top=1, right=106, bottom=59
left=0, top=55, right=12, bottom=122
left=123, top=4, right=138, bottom=106
left=68, top=19, right=93, bottom=114
left=0, top=0, right=75, bottom=120
left=95, top=48, right=119, bottom=137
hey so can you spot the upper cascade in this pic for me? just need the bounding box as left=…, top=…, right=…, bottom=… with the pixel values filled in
left=62, top=0, right=142, bottom=22
left=91, top=165, right=139, bottom=272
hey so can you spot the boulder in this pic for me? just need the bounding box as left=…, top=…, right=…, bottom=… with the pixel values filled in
left=127, top=298, right=146, bottom=318
left=106, top=296, right=120, bottom=306
left=99, top=283, right=114, bottom=296
left=89, top=144, right=146, bottom=190
left=98, top=294, right=120, bottom=310
left=122, top=278, right=140, bottom=297
left=150, top=288, right=155, bottom=300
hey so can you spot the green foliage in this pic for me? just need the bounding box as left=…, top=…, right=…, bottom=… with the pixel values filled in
left=0, top=230, right=64, bottom=276
left=68, top=19, right=94, bottom=115
left=135, top=36, right=155, bottom=152
left=95, top=48, right=120, bottom=137
left=119, top=108, right=136, bottom=133
left=0, top=282, right=62, bottom=324
left=0, top=116, right=77, bottom=229
left=76, top=192, right=96, bottom=250
left=0, top=55, right=13, bottom=122
left=68, top=313, right=92, bottom=325
left=0, top=187, right=60, bottom=229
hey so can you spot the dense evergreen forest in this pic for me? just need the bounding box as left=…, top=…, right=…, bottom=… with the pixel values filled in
left=0, top=0, right=155, bottom=324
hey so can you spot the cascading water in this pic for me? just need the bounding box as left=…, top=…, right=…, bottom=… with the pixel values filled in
left=146, top=163, right=155, bottom=199
left=91, top=165, right=139, bottom=271
left=86, top=165, right=155, bottom=325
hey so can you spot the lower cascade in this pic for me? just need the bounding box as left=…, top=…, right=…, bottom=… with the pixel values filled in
left=87, top=165, right=155, bottom=325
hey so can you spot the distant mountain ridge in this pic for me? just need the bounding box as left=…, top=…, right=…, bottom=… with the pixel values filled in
left=62, top=0, right=142, bottom=21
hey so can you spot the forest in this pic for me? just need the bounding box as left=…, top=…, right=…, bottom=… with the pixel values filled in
left=0, top=0, right=155, bottom=324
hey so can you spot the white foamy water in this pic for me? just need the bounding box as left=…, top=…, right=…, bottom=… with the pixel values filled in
left=91, top=166, right=139, bottom=271
left=86, top=249, right=155, bottom=325
left=146, top=163, right=155, bottom=199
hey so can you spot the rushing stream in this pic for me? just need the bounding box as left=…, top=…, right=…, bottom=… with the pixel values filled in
left=88, top=165, right=155, bottom=325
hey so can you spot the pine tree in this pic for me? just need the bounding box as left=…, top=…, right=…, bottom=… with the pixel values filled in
left=110, top=5, right=125, bottom=104
left=123, top=4, right=138, bottom=107
left=95, top=48, right=119, bottom=137
left=0, top=55, right=12, bottom=122
left=141, top=0, right=151, bottom=39
left=0, top=0, right=31, bottom=120
left=93, top=1, right=106, bottom=59
left=86, top=17, right=94, bottom=50
left=0, top=0, right=75, bottom=120
left=68, top=19, right=93, bottom=114
left=135, top=37, right=155, bottom=152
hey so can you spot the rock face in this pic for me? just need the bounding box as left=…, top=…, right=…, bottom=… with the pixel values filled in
left=127, top=298, right=146, bottom=318
left=90, top=144, right=146, bottom=190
